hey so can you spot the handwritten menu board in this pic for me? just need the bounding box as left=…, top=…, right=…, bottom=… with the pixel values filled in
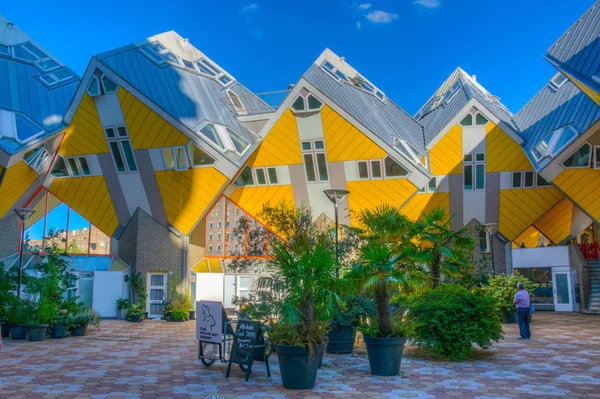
left=229, top=320, right=261, bottom=366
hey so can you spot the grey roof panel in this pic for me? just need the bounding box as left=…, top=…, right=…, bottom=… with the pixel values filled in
left=515, top=80, right=600, bottom=166
left=547, top=1, right=600, bottom=80
left=420, top=88, right=469, bottom=145
left=99, top=48, right=260, bottom=147
left=303, top=64, right=426, bottom=155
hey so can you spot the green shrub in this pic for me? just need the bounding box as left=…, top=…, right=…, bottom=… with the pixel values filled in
left=486, top=274, right=535, bottom=312
left=170, top=310, right=188, bottom=321
left=408, top=284, right=503, bottom=360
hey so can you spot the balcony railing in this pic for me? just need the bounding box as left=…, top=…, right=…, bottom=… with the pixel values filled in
left=579, top=241, right=599, bottom=260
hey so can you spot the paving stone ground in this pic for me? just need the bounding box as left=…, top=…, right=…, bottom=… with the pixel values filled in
left=1, top=312, right=599, bottom=398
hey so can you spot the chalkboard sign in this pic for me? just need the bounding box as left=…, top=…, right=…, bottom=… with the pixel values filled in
left=226, top=320, right=270, bottom=381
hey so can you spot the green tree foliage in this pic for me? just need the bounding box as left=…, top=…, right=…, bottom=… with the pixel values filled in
left=486, top=274, right=535, bottom=312
left=408, top=284, right=503, bottom=360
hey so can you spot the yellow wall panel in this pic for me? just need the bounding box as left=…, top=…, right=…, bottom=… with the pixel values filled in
left=533, top=198, right=573, bottom=245
left=49, top=176, right=119, bottom=236
left=400, top=193, right=450, bottom=221
left=486, top=123, right=533, bottom=172
left=59, top=94, right=108, bottom=156
left=553, top=168, right=600, bottom=221
left=247, top=110, right=302, bottom=167
left=155, top=167, right=228, bottom=235
left=321, top=105, right=387, bottom=162
left=499, top=187, right=563, bottom=241
left=513, top=225, right=540, bottom=248
left=118, top=88, right=189, bottom=150
left=429, top=125, right=462, bottom=175
left=346, top=178, right=417, bottom=225
left=0, top=162, right=38, bottom=218
left=228, top=185, right=295, bottom=223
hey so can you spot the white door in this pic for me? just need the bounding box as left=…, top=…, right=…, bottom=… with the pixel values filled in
left=147, top=273, right=167, bottom=318
left=552, top=267, right=573, bottom=312
left=238, top=276, right=254, bottom=299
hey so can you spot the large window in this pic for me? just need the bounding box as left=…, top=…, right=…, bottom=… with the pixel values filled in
left=186, top=143, right=215, bottom=167
left=50, top=155, right=92, bottom=178
left=511, top=170, right=551, bottom=188
left=104, top=125, right=137, bottom=173
left=562, top=143, right=591, bottom=168
left=23, top=146, right=49, bottom=172
left=162, top=146, right=189, bottom=170
left=384, top=156, right=409, bottom=178
left=393, top=138, right=427, bottom=167
left=463, top=153, right=485, bottom=191
left=234, top=166, right=279, bottom=187
left=197, top=122, right=250, bottom=156
left=532, top=124, right=579, bottom=162
left=291, top=89, right=323, bottom=113
left=226, top=89, right=247, bottom=115
left=301, top=140, right=329, bottom=183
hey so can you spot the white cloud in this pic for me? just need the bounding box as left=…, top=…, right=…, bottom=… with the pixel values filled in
left=356, top=21, right=361, bottom=30
left=241, top=3, right=259, bottom=13
left=365, top=10, right=398, bottom=23
left=358, top=3, right=372, bottom=10
left=414, top=0, right=440, bottom=8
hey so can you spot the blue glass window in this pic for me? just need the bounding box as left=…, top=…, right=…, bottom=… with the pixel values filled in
left=15, top=114, right=42, bottom=141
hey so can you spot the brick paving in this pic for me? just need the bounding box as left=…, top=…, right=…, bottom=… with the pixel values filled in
left=1, top=312, right=599, bottom=398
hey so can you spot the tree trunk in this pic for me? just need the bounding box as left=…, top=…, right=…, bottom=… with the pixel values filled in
left=374, top=284, right=392, bottom=337
left=300, top=298, right=314, bottom=335
left=431, top=253, right=441, bottom=288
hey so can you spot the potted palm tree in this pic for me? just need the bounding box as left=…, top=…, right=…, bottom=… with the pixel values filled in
left=354, top=205, right=427, bottom=376
left=327, top=295, right=375, bottom=354
left=254, top=204, right=339, bottom=390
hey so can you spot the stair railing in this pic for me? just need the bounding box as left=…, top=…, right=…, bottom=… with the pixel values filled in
left=579, top=241, right=600, bottom=260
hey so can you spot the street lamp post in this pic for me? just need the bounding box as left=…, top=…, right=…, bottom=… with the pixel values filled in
left=485, top=223, right=498, bottom=277
left=14, top=208, right=36, bottom=298
left=323, top=189, right=350, bottom=278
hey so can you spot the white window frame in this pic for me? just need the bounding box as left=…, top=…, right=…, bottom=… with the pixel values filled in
left=104, top=125, right=138, bottom=174
left=562, top=143, right=592, bottom=169
left=321, top=61, right=349, bottom=83
left=25, top=147, right=50, bottom=172
left=266, top=167, right=278, bottom=185
left=357, top=161, right=370, bottom=180
left=0, top=110, right=45, bottom=144
left=523, top=170, right=535, bottom=188
left=393, top=138, right=426, bottom=168
left=162, top=146, right=189, bottom=171
left=185, top=142, right=216, bottom=169
left=464, top=152, right=485, bottom=191
left=549, top=73, right=568, bottom=91
left=532, top=124, right=580, bottom=162
left=254, top=168, right=268, bottom=186
left=594, top=146, right=600, bottom=170
left=87, top=76, right=101, bottom=97
left=65, top=156, right=91, bottom=177
left=301, top=139, right=329, bottom=183
left=226, top=89, right=247, bottom=115
left=460, top=109, right=489, bottom=127
left=370, top=160, right=383, bottom=180
left=196, top=121, right=250, bottom=157
left=383, top=156, right=409, bottom=179
left=100, top=75, right=119, bottom=94
left=479, top=230, right=491, bottom=253
left=290, top=89, right=324, bottom=113
left=511, top=171, right=522, bottom=189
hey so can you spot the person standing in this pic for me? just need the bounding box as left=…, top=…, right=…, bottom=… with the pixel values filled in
left=513, top=282, right=531, bottom=340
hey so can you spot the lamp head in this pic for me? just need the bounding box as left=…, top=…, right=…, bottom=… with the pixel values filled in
left=14, top=208, right=36, bottom=222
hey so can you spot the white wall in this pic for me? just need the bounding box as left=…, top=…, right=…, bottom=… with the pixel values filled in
left=512, top=246, right=570, bottom=268
left=196, top=273, right=224, bottom=303
left=92, top=271, right=127, bottom=318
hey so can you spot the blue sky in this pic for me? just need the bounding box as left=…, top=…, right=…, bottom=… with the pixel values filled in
left=1, top=0, right=593, bottom=114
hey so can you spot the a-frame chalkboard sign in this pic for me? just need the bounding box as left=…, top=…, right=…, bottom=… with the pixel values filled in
left=225, top=320, right=271, bottom=381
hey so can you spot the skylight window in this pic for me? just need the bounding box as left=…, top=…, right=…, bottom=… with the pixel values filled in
left=393, top=138, right=426, bottom=167
left=197, top=122, right=251, bottom=156
left=194, top=58, right=233, bottom=86
left=12, top=42, right=63, bottom=73
left=532, top=124, right=580, bottom=162
left=24, top=146, right=49, bottom=171
left=141, top=42, right=175, bottom=64
left=549, top=73, right=568, bottom=91
left=227, top=89, right=247, bottom=115
left=0, top=109, right=44, bottom=144
left=0, top=44, right=9, bottom=56
left=350, top=74, right=386, bottom=101
left=321, top=61, right=349, bottom=82
left=38, top=68, right=76, bottom=88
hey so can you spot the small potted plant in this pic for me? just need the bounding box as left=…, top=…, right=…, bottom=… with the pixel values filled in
left=327, top=295, right=375, bottom=354
left=70, top=307, right=100, bottom=336
left=116, top=298, right=131, bottom=320
left=6, top=297, right=31, bottom=340
left=26, top=299, right=55, bottom=342
left=0, top=263, right=16, bottom=338
left=127, top=303, right=145, bottom=322
left=50, top=310, right=69, bottom=339
left=486, top=274, right=534, bottom=324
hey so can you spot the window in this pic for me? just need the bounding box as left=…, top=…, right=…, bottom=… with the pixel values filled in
left=38, top=68, right=76, bottom=87
left=321, top=61, right=349, bottom=82
left=209, top=222, right=213, bottom=229
left=235, top=166, right=255, bottom=186
left=460, top=110, right=488, bottom=127
left=549, top=73, right=568, bottom=91
left=87, top=76, right=101, bottom=97
left=0, top=110, right=44, bottom=144
left=460, top=114, right=473, bottom=127
left=563, top=143, right=591, bottom=168
left=101, top=76, right=118, bottom=94
left=358, top=161, right=369, bottom=179
left=464, top=152, right=485, bottom=190
left=217, top=222, right=222, bottom=229
left=196, top=122, right=250, bottom=156
left=384, top=156, right=408, bottom=178
left=290, top=89, right=323, bottom=112
left=512, top=171, right=522, bottom=188
left=267, top=167, right=278, bottom=184
left=217, top=233, right=221, bottom=240
left=162, top=146, right=188, bottom=170
left=50, top=156, right=69, bottom=177
left=104, top=125, right=137, bottom=173
left=479, top=230, right=490, bottom=253
left=476, top=113, right=488, bottom=126
left=301, top=140, right=329, bottom=183
left=524, top=171, right=535, bottom=188
left=532, top=124, right=580, bottom=161
left=209, top=245, right=213, bottom=253
left=23, top=147, right=49, bottom=171
left=227, top=89, right=247, bottom=115
left=209, top=234, right=213, bottom=241
left=255, top=168, right=267, bottom=185
left=428, top=177, right=437, bottom=193
left=595, top=146, right=600, bottom=170
left=536, top=174, right=551, bottom=187
left=393, top=138, right=426, bottom=167
left=65, top=156, right=91, bottom=176
left=141, top=42, right=178, bottom=65
left=371, top=160, right=382, bottom=179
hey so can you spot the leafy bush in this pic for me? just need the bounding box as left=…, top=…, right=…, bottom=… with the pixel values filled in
left=69, top=306, right=101, bottom=328
left=127, top=302, right=145, bottom=317
left=486, top=274, right=535, bottom=312
left=170, top=310, right=188, bottom=321
left=233, top=290, right=283, bottom=324
left=116, top=298, right=131, bottom=310
left=408, top=284, right=503, bottom=360
left=333, top=295, right=376, bottom=326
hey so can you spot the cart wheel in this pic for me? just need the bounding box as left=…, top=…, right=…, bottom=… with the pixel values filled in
left=240, top=364, right=250, bottom=372
left=201, top=358, right=216, bottom=367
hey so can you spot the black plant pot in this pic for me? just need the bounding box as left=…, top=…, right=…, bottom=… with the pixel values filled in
left=50, top=324, right=67, bottom=339
left=164, top=311, right=172, bottom=320
left=71, top=323, right=89, bottom=336
left=364, top=336, right=406, bottom=376
left=1, top=323, right=10, bottom=338
left=189, top=310, right=196, bottom=320
left=10, top=324, right=27, bottom=340
left=318, top=344, right=324, bottom=368
left=27, top=324, right=49, bottom=342
left=274, top=344, right=323, bottom=390
left=128, top=314, right=142, bottom=323
left=500, top=310, right=518, bottom=324
left=327, top=324, right=356, bottom=354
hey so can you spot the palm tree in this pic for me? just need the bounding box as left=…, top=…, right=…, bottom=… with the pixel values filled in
left=413, top=207, right=475, bottom=288
left=353, top=205, right=427, bottom=337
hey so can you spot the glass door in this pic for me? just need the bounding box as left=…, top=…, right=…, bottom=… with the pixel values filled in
left=147, top=273, right=166, bottom=318
left=552, top=268, right=573, bottom=312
